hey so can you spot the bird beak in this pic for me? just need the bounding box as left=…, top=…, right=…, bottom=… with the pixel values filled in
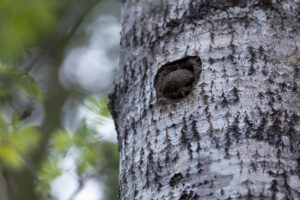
left=181, top=90, right=186, bottom=98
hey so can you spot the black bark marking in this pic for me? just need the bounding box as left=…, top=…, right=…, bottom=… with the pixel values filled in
left=247, top=46, right=256, bottom=76
left=169, top=173, right=183, bottom=187
left=271, top=179, right=278, bottom=199
left=181, top=115, right=200, bottom=146
left=221, top=189, right=225, bottom=196
left=228, top=87, right=239, bottom=105
left=179, top=190, right=194, bottom=200
left=187, top=0, right=248, bottom=23
left=155, top=56, right=202, bottom=103
left=213, top=0, right=247, bottom=8
left=255, top=0, right=273, bottom=9
left=188, top=1, right=212, bottom=22
left=220, top=92, right=229, bottom=108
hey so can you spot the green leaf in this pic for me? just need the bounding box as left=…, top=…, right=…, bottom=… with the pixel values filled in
left=0, top=144, right=22, bottom=168
left=85, top=96, right=111, bottom=118
left=52, top=130, right=73, bottom=154
left=0, top=64, right=43, bottom=104
left=39, top=159, right=62, bottom=181
left=0, top=0, right=58, bottom=61
left=37, top=159, right=62, bottom=197
left=8, top=125, right=40, bottom=153
left=0, top=116, right=40, bottom=169
left=36, top=180, right=51, bottom=198
left=73, top=121, right=97, bottom=147
left=77, top=147, right=98, bottom=175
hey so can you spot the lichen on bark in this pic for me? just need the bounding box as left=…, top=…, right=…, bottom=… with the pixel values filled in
left=285, top=51, right=300, bottom=70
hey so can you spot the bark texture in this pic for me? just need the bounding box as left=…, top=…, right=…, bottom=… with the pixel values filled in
left=109, top=0, right=300, bottom=199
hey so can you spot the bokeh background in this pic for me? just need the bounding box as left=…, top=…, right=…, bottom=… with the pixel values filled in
left=0, top=0, right=121, bottom=199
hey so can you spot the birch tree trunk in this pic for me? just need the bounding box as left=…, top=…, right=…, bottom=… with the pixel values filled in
left=109, top=0, right=300, bottom=199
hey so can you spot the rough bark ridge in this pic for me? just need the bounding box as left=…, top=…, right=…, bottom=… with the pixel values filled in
left=109, top=0, right=300, bottom=199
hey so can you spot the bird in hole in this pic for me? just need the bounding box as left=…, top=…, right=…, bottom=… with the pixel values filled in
left=161, top=69, right=194, bottom=99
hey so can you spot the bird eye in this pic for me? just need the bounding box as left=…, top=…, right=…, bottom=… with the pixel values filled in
left=185, top=81, right=193, bottom=87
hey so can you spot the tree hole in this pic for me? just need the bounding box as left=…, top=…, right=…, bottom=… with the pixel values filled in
left=155, top=56, right=202, bottom=103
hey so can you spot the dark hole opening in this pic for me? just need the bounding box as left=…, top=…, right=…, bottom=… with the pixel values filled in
left=154, top=56, right=202, bottom=103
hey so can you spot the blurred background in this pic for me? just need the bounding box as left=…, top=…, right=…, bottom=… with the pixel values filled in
left=0, top=0, right=121, bottom=199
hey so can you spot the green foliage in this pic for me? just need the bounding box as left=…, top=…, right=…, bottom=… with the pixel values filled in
left=77, top=147, right=99, bottom=174
left=52, top=130, right=73, bottom=154
left=37, top=159, right=62, bottom=198
left=99, top=142, right=119, bottom=200
left=0, top=115, right=40, bottom=169
left=37, top=94, right=118, bottom=198
left=0, top=0, right=59, bottom=61
left=85, top=96, right=111, bottom=118
left=0, top=64, right=42, bottom=103
left=99, top=142, right=118, bottom=169
left=0, top=64, right=42, bottom=169
left=0, top=66, right=119, bottom=199
left=37, top=120, right=119, bottom=198
left=0, top=0, right=119, bottom=199
left=83, top=96, right=119, bottom=200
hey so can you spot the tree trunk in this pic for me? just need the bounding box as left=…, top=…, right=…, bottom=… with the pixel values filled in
left=0, top=173, right=8, bottom=200
left=109, top=1, right=300, bottom=199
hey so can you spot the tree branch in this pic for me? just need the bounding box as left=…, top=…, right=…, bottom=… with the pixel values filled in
left=21, top=0, right=101, bottom=73
left=67, top=177, right=85, bottom=200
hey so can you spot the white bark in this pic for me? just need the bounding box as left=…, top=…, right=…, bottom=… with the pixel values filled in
left=110, top=0, right=300, bottom=199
